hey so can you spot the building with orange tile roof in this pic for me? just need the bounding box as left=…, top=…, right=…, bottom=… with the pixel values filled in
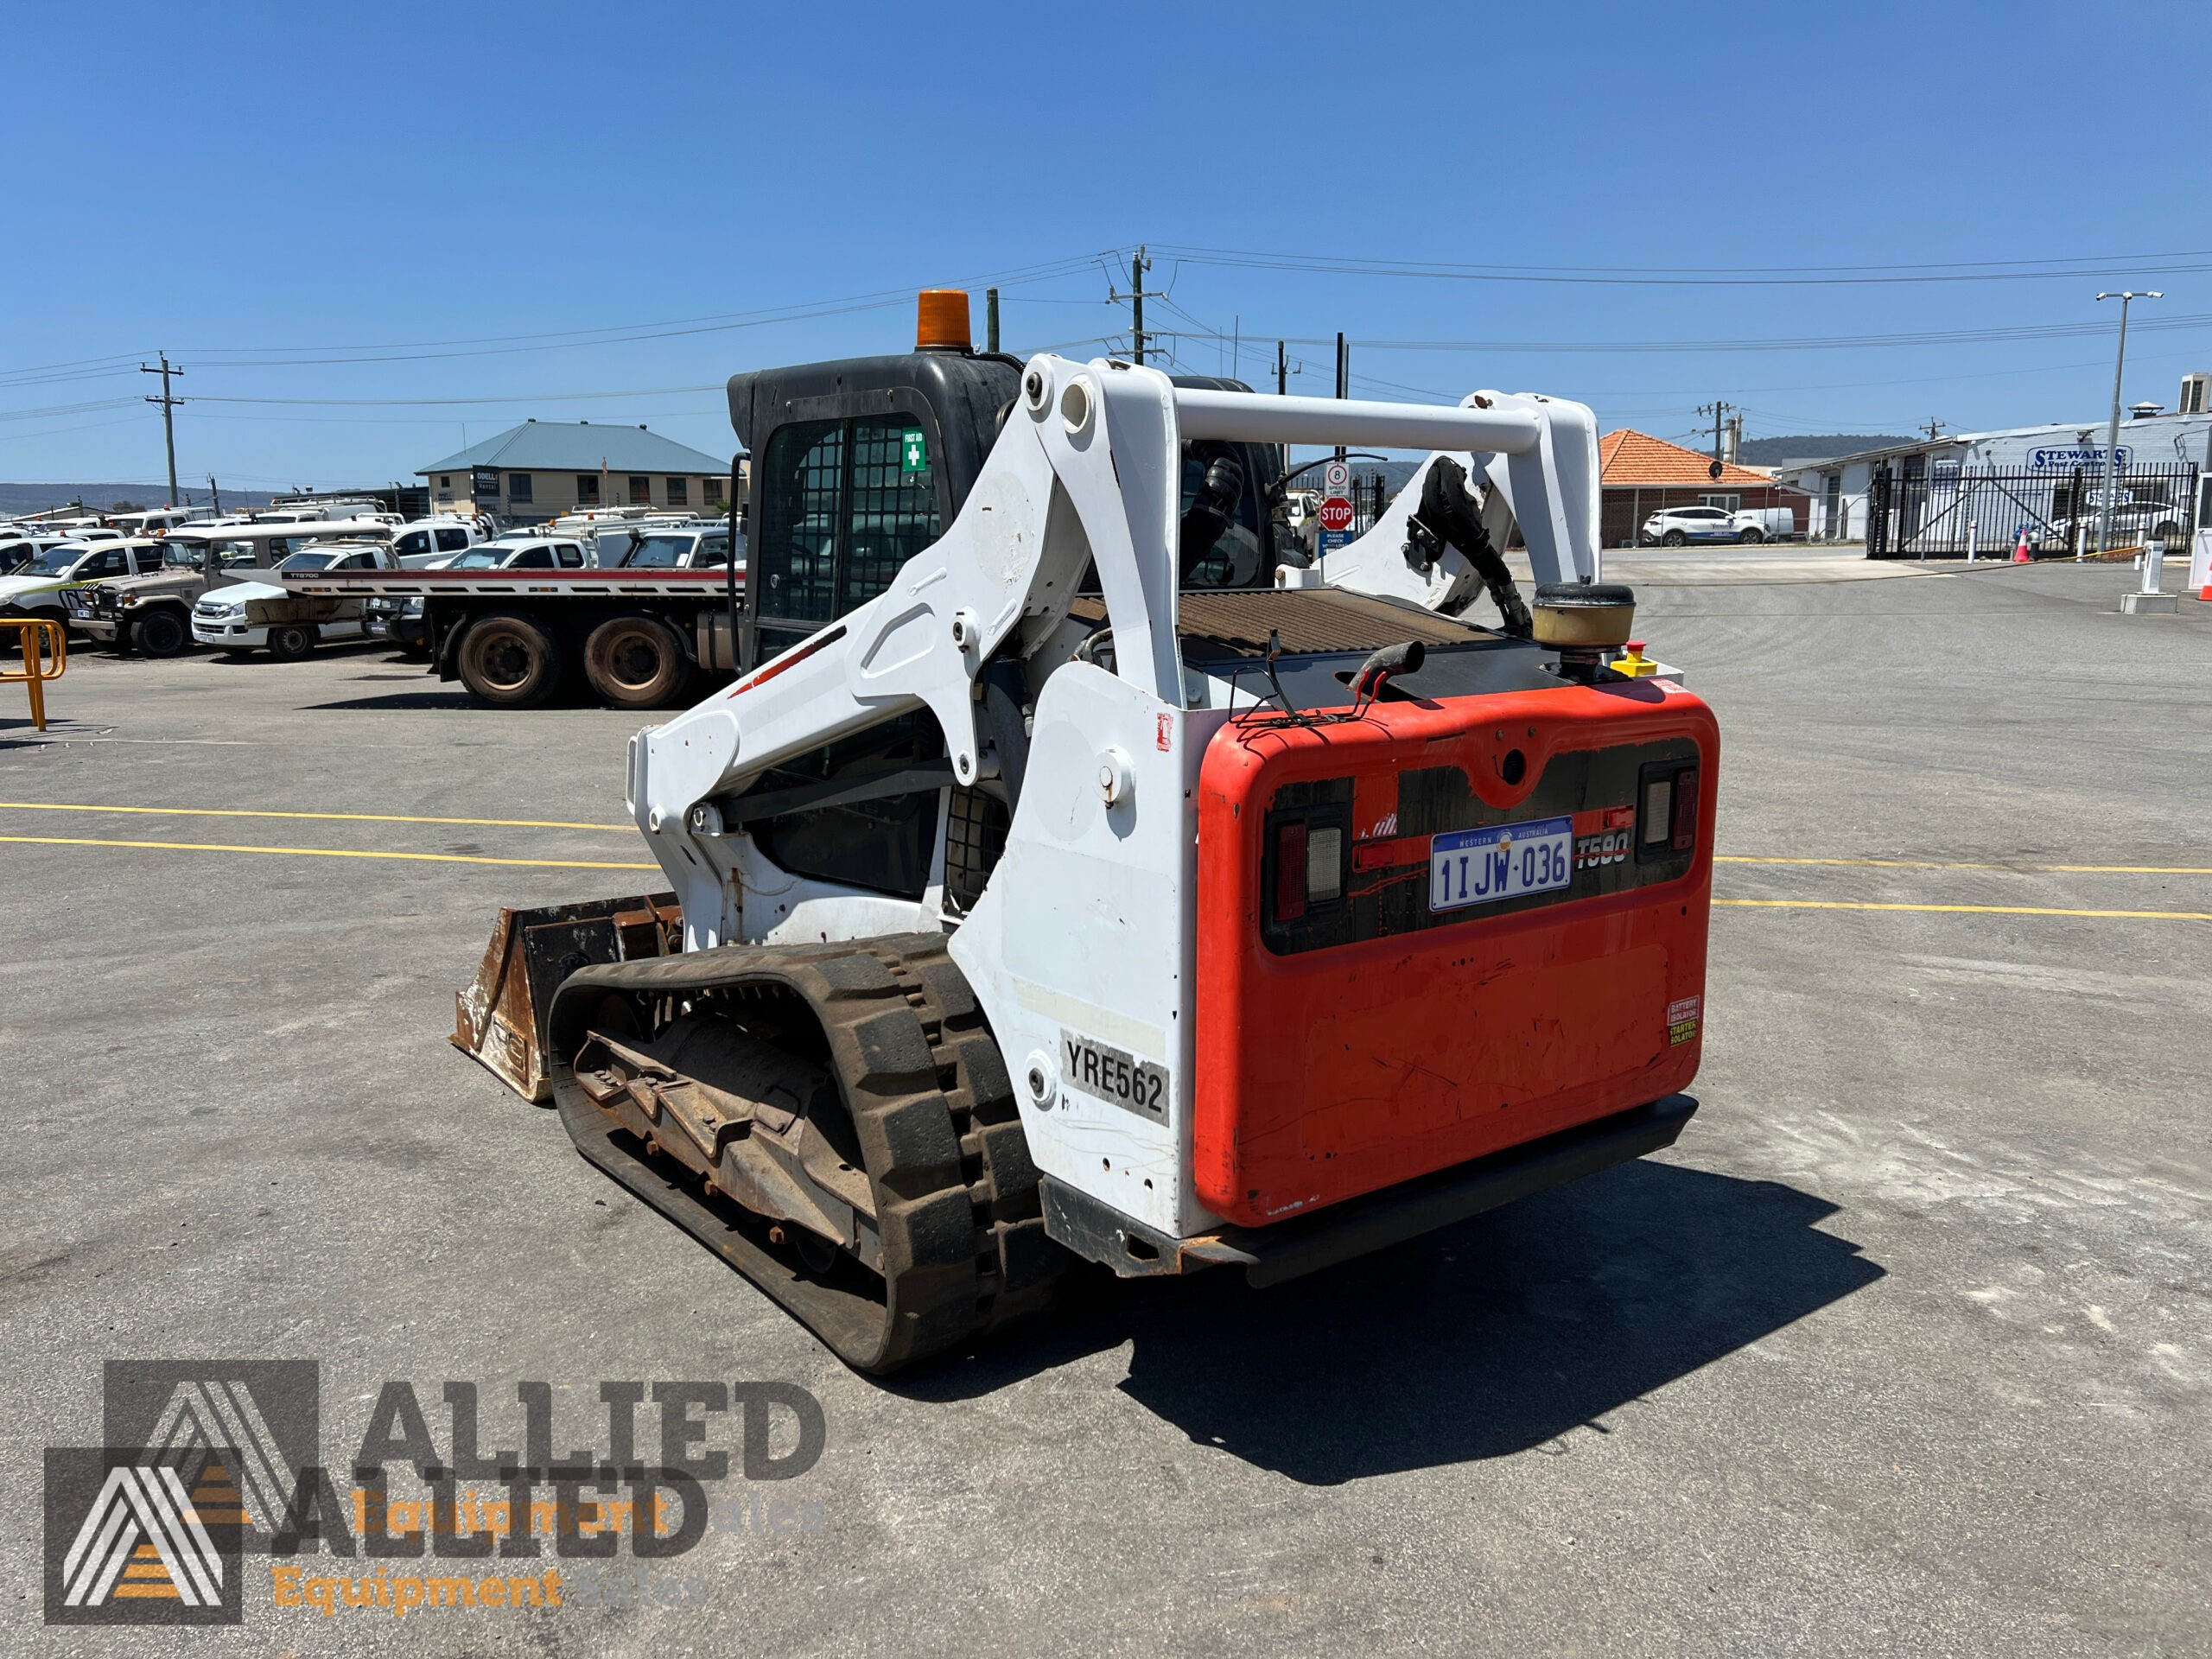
left=1599, top=429, right=1809, bottom=547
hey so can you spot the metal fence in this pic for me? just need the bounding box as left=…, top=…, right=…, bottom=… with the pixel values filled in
left=1865, top=462, right=2199, bottom=559
left=1349, top=471, right=1391, bottom=534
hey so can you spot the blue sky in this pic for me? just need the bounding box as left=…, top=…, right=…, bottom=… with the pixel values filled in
left=8, top=0, right=2212, bottom=491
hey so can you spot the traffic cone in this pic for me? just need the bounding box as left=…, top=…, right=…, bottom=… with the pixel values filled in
left=2012, top=526, right=2031, bottom=563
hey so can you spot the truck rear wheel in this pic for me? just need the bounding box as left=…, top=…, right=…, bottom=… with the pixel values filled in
left=267, top=623, right=318, bottom=662
left=459, top=613, right=562, bottom=707
left=131, top=609, right=189, bottom=658
left=582, top=614, right=687, bottom=709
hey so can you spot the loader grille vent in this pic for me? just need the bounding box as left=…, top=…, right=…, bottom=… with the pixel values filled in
left=943, top=784, right=1008, bottom=917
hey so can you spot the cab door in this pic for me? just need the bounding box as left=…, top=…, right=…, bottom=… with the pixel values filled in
left=750, top=415, right=943, bottom=659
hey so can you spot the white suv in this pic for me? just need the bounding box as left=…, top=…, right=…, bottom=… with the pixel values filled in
left=1641, top=505, right=1738, bottom=546
left=1641, top=505, right=1796, bottom=546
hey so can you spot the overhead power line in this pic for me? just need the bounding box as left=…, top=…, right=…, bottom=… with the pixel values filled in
left=188, top=383, right=726, bottom=408
left=0, top=397, right=142, bottom=423
left=1262, top=312, right=2212, bottom=356
left=0, top=255, right=1110, bottom=385
left=1149, top=243, right=2212, bottom=288
left=172, top=255, right=1108, bottom=369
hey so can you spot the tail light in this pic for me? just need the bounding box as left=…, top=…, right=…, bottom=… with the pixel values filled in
left=1637, top=760, right=1700, bottom=861
left=1268, top=809, right=1346, bottom=926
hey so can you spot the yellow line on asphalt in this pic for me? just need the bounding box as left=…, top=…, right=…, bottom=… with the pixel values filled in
left=0, top=800, right=632, bottom=833
left=1714, top=898, right=2210, bottom=922
left=8, top=822, right=2202, bottom=906
left=3, top=810, right=2200, bottom=873
left=0, top=835, right=658, bottom=870
left=1718, top=855, right=2212, bottom=874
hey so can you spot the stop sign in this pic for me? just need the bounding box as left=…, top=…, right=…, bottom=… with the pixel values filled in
left=1319, top=496, right=1355, bottom=533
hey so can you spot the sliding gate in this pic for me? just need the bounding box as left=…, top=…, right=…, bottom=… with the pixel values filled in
left=1866, top=462, right=2198, bottom=558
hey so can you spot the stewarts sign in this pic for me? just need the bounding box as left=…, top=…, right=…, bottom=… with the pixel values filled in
left=2028, top=445, right=2130, bottom=471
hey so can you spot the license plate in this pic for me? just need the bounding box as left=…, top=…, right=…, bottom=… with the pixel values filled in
left=1059, top=1028, right=1168, bottom=1123
left=1429, top=816, right=1574, bottom=912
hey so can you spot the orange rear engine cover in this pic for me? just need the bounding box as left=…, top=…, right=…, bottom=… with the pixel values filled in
left=1193, top=677, right=1717, bottom=1229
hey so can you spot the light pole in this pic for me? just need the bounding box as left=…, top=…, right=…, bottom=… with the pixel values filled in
left=2093, top=290, right=2160, bottom=558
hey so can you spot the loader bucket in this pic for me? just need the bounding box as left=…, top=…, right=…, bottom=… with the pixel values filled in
left=454, top=893, right=680, bottom=1101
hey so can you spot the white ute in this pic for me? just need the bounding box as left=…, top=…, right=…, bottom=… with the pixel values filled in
left=190, top=526, right=400, bottom=659
left=0, top=539, right=170, bottom=635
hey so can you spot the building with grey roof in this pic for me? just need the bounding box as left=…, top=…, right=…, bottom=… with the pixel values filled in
left=417, top=420, right=739, bottom=524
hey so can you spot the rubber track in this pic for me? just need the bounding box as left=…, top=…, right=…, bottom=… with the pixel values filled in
left=544, top=931, right=1069, bottom=1373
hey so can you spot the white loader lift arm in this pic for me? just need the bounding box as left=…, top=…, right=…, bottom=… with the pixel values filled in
left=1295, top=391, right=1604, bottom=614
left=632, top=358, right=1598, bottom=880
left=625, top=356, right=1601, bottom=1240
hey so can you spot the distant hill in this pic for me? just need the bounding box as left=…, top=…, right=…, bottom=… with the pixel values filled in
left=1735, top=435, right=1911, bottom=466
left=0, top=482, right=275, bottom=517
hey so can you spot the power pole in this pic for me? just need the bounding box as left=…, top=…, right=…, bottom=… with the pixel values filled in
left=1920, top=417, right=1947, bottom=441
left=1131, top=245, right=1149, bottom=365
left=207, top=474, right=223, bottom=516
left=1108, top=247, right=1165, bottom=365
left=985, top=287, right=1000, bottom=354
left=140, top=354, right=184, bottom=508
left=1333, top=332, right=1349, bottom=465
left=2094, top=290, right=2160, bottom=559
left=1697, top=401, right=1733, bottom=470
left=1276, top=340, right=1290, bottom=474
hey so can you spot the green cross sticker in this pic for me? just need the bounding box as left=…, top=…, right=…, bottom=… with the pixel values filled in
left=900, top=429, right=927, bottom=474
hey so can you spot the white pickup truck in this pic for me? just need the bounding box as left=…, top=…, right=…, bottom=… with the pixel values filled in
left=392, top=518, right=490, bottom=568
left=191, top=537, right=404, bottom=659
left=0, top=539, right=172, bottom=636
left=1641, top=504, right=1797, bottom=546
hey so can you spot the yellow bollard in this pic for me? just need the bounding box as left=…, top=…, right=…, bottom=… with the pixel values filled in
left=0, top=618, right=67, bottom=731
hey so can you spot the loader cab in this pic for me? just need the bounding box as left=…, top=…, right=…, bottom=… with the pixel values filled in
left=729, top=349, right=1023, bottom=667
left=731, top=356, right=1290, bottom=668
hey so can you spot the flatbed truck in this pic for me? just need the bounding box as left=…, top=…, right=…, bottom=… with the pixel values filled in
left=276, top=556, right=746, bottom=709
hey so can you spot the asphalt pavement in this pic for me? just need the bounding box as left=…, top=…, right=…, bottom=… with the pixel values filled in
left=2, top=556, right=2206, bottom=1657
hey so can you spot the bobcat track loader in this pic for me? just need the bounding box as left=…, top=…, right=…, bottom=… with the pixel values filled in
left=459, top=293, right=1715, bottom=1373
